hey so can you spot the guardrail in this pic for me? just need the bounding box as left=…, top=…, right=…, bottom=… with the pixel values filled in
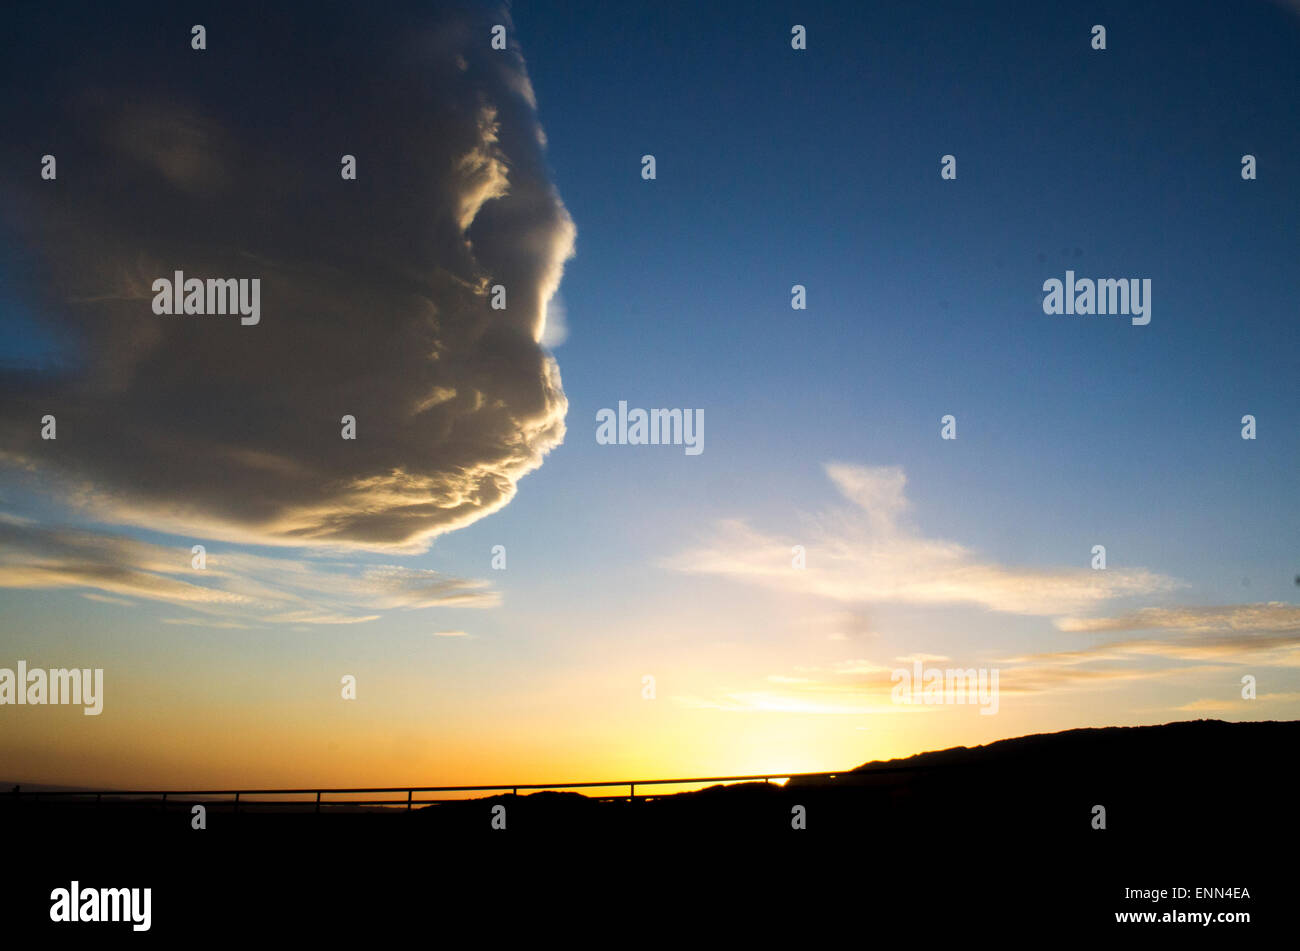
left=6, top=764, right=932, bottom=812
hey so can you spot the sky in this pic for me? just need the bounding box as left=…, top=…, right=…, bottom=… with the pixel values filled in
left=0, top=0, right=1297, bottom=791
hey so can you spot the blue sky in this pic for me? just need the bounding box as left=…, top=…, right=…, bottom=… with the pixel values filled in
left=508, top=0, right=1297, bottom=590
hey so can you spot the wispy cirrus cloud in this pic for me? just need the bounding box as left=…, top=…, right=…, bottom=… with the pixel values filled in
left=677, top=604, right=1300, bottom=715
left=1174, top=692, right=1300, bottom=713
left=676, top=656, right=994, bottom=715
left=0, top=516, right=497, bottom=626
left=668, top=463, right=1181, bottom=616
left=675, top=690, right=906, bottom=716
left=1055, top=602, right=1300, bottom=636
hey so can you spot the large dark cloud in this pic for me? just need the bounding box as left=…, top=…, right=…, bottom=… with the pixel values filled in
left=0, top=1, right=574, bottom=550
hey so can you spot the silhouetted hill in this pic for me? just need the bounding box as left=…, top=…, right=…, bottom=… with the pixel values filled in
left=835, top=717, right=1292, bottom=775
left=4, top=719, right=1292, bottom=940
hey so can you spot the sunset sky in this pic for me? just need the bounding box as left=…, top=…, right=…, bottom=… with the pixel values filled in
left=1, top=0, right=1298, bottom=791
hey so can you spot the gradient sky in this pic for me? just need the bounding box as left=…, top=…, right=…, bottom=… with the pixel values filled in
left=1, top=0, right=1297, bottom=790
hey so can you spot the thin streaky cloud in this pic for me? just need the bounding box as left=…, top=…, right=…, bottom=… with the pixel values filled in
left=0, top=518, right=498, bottom=625
left=668, top=464, right=1182, bottom=616
left=1055, top=602, right=1300, bottom=635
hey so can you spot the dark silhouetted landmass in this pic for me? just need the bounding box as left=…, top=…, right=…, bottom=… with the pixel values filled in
left=4, top=719, right=1292, bottom=939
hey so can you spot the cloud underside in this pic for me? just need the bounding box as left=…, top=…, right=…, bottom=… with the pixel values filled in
left=669, top=463, right=1181, bottom=615
left=0, top=3, right=574, bottom=552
